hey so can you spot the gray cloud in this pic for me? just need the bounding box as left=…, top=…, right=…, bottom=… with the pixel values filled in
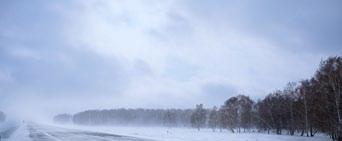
left=0, top=0, right=340, bottom=120
left=183, top=0, right=342, bottom=53
left=201, top=83, right=238, bottom=106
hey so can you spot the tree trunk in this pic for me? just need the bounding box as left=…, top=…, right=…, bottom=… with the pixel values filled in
left=290, top=101, right=295, bottom=136
left=310, top=126, right=314, bottom=137
left=303, top=88, right=309, bottom=137
left=331, top=76, right=342, bottom=141
left=230, top=127, right=235, bottom=133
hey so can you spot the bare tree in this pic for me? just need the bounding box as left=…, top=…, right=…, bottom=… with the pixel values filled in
left=190, top=104, right=207, bottom=131
left=208, top=106, right=219, bottom=132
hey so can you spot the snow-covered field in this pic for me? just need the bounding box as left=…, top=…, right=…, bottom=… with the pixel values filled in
left=1, top=122, right=330, bottom=141
left=58, top=124, right=330, bottom=141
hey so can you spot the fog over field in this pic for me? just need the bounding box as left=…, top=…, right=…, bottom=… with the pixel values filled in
left=0, top=0, right=341, bottom=141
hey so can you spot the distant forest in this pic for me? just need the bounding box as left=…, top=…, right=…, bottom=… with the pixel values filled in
left=54, top=56, right=342, bottom=141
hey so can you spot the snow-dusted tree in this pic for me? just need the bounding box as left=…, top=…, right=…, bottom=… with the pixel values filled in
left=255, top=99, right=272, bottom=133
left=190, top=104, right=207, bottom=131
left=221, top=95, right=254, bottom=133
left=282, top=82, right=297, bottom=135
left=208, top=106, right=219, bottom=132
left=221, top=96, right=239, bottom=133
left=217, top=108, right=226, bottom=132
left=239, top=95, right=254, bottom=132
left=314, top=56, right=342, bottom=140
left=53, top=113, right=72, bottom=124
left=298, top=80, right=314, bottom=137
left=72, top=108, right=194, bottom=127
left=257, top=91, right=286, bottom=134
left=163, top=110, right=177, bottom=127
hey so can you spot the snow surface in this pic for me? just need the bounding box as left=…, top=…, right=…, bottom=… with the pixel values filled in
left=7, top=123, right=155, bottom=141
left=1, top=122, right=331, bottom=141
left=56, top=125, right=330, bottom=141
left=7, top=123, right=31, bottom=141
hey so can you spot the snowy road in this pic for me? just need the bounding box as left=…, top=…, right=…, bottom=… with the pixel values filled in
left=15, top=123, right=157, bottom=141
left=4, top=123, right=330, bottom=141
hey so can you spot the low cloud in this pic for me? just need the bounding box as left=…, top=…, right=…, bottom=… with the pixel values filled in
left=0, top=0, right=340, bottom=120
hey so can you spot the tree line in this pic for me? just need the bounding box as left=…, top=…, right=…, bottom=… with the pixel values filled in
left=55, top=109, right=193, bottom=127
left=54, top=56, right=341, bottom=141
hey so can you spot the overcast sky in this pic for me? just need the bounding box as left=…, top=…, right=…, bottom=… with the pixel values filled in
left=0, top=0, right=341, bottom=120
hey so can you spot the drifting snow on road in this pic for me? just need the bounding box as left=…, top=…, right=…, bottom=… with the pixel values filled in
left=3, top=123, right=330, bottom=141
left=7, top=123, right=155, bottom=141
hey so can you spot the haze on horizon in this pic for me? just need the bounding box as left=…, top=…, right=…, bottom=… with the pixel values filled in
left=0, top=0, right=341, bottom=120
